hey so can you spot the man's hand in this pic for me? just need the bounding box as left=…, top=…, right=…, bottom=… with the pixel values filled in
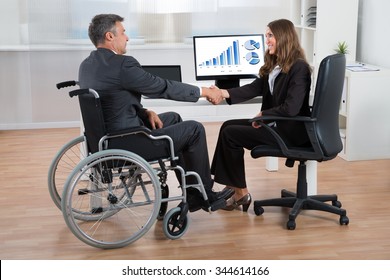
left=145, top=109, right=163, bottom=129
left=201, top=85, right=228, bottom=105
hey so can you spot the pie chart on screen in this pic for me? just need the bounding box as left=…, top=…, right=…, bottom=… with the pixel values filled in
left=245, top=52, right=260, bottom=65
left=244, top=39, right=261, bottom=50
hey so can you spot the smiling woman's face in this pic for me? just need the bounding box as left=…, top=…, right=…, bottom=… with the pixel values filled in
left=265, top=27, right=276, bottom=55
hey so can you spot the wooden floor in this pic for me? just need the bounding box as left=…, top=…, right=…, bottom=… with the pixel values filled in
left=0, top=123, right=389, bottom=260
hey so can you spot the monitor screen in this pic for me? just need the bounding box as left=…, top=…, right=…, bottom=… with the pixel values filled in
left=193, top=34, right=265, bottom=88
left=142, top=65, right=182, bottom=82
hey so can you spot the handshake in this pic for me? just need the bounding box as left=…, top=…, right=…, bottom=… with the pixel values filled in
left=201, top=85, right=230, bottom=105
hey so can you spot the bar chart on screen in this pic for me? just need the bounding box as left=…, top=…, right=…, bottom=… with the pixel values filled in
left=198, top=40, right=241, bottom=67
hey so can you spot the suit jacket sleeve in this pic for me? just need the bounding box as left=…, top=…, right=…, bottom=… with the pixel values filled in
left=225, top=78, right=265, bottom=105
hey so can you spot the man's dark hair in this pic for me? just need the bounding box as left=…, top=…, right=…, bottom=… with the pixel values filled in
left=88, top=14, right=124, bottom=47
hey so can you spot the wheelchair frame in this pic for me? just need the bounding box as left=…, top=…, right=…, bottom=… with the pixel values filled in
left=49, top=81, right=211, bottom=249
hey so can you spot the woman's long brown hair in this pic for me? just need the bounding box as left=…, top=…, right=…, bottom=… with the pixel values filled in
left=259, top=19, right=309, bottom=77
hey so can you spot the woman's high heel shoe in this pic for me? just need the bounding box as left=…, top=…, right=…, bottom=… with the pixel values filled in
left=223, top=193, right=252, bottom=212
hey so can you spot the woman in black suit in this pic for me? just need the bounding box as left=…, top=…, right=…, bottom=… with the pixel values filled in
left=210, top=19, right=312, bottom=211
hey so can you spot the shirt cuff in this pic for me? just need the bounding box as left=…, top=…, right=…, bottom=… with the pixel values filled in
left=198, top=86, right=202, bottom=97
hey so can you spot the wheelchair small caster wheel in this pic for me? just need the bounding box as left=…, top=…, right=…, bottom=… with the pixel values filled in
left=254, top=205, right=264, bottom=216
left=287, top=220, right=296, bottom=230
left=340, top=215, right=349, bottom=225
left=163, top=207, right=189, bottom=240
left=332, top=200, right=342, bottom=208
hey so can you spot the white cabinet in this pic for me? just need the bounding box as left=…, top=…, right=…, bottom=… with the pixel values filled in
left=289, top=0, right=390, bottom=161
left=338, top=66, right=390, bottom=161
left=290, top=0, right=359, bottom=67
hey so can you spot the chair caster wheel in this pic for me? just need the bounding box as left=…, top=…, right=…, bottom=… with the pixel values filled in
left=340, top=215, right=349, bottom=225
left=254, top=204, right=264, bottom=216
left=332, top=200, right=342, bottom=208
left=163, top=207, right=189, bottom=240
left=287, top=220, right=296, bottom=230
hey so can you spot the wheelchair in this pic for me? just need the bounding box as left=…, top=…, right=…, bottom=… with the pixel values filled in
left=50, top=81, right=214, bottom=249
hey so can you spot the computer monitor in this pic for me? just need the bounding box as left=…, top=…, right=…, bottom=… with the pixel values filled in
left=142, top=65, right=182, bottom=82
left=193, top=34, right=265, bottom=89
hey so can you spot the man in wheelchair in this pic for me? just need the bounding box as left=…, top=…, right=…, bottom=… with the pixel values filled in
left=78, top=14, right=234, bottom=212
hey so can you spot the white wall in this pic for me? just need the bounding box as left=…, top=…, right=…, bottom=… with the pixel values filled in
left=356, top=0, right=390, bottom=68
left=0, top=1, right=290, bottom=129
left=1, top=0, right=388, bottom=129
left=0, top=0, right=21, bottom=45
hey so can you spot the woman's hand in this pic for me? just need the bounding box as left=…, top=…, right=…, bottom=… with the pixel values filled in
left=252, top=111, right=263, bottom=128
left=201, top=85, right=229, bottom=105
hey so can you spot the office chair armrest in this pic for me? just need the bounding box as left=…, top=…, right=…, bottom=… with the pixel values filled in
left=249, top=115, right=319, bottom=158
left=248, top=117, right=290, bottom=156
left=249, top=115, right=316, bottom=123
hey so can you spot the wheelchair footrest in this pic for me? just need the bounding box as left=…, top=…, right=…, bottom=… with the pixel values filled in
left=208, top=198, right=227, bottom=212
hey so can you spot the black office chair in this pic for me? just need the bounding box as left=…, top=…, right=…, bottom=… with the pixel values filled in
left=251, top=54, right=349, bottom=230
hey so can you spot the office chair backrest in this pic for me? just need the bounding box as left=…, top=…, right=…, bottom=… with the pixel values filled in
left=311, top=54, right=346, bottom=158
left=78, top=91, right=106, bottom=154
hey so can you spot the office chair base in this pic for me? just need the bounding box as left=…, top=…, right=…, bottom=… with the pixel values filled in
left=254, top=189, right=349, bottom=230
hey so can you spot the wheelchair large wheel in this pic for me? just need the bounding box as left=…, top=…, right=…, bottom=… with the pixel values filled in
left=61, top=149, right=161, bottom=249
left=48, top=135, right=87, bottom=210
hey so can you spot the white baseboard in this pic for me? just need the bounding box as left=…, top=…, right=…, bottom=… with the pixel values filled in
left=0, top=121, right=80, bottom=130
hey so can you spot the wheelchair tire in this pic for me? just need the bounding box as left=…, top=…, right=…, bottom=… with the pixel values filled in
left=163, top=207, right=189, bottom=240
left=61, top=149, right=161, bottom=249
left=48, top=135, right=87, bottom=210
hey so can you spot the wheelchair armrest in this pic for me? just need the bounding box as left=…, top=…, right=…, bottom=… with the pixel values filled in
left=106, top=126, right=152, bottom=137
left=101, top=126, right=177, bottom=162
left=69, top=88, right=100, bottom=98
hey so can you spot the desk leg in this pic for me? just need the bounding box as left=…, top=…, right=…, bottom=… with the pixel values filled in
left=265, top=157, right=278, bottom=171
left=307, top=160, right=317, bottom=195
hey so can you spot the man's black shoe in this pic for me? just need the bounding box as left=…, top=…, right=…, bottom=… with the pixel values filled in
left=206, top=187, right=235, bottom=203
left=201, top=188, right=234, bottom=212
left=215, top=187, right=235, bottom=201
left=201, top=198, right=227, bottom=212
left=186, top=187, right=234, bottom=213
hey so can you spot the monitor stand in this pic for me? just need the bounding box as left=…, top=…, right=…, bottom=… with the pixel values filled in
left=215, top=78, right=240, bottom=89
